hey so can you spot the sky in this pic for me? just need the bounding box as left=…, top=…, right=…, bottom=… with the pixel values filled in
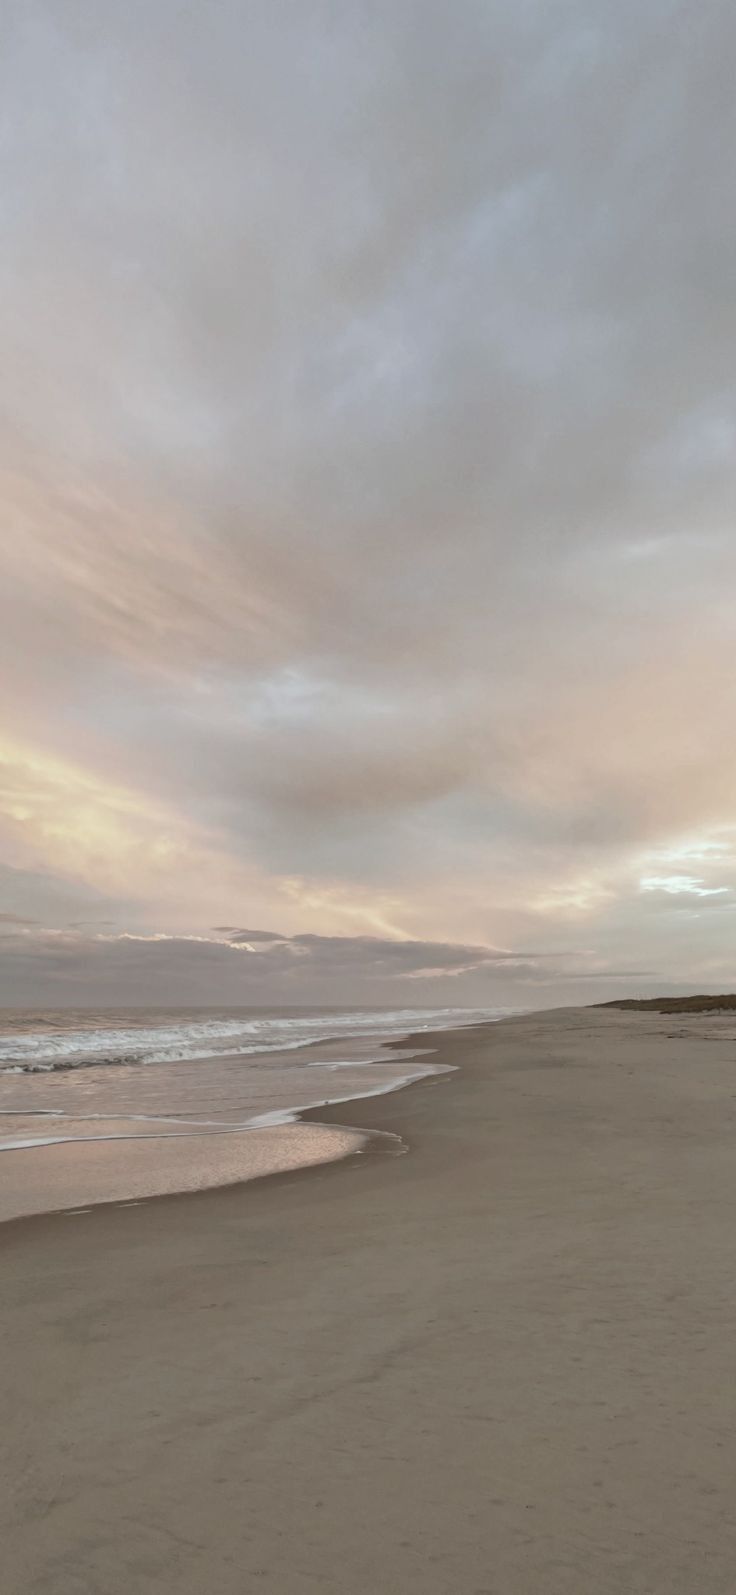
left=0, top=0, right=734, bottom=1007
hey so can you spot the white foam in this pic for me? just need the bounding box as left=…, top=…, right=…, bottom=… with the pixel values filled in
left=0, top=1006, right=506, bottom=1073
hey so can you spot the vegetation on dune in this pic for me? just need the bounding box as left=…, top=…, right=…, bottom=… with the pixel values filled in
left=597, top=995, right=736, bottom=1013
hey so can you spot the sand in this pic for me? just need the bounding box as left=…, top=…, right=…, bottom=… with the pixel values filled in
left=4, top=1004, right=736, bottom=1594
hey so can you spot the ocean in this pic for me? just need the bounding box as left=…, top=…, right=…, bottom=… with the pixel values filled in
left=0, top=1005, right=510, bottom=1220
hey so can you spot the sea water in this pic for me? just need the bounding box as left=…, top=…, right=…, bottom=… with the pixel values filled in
left=0, top=1005, right=509, bottom=1220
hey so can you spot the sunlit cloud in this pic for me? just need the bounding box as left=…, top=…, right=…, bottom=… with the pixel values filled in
left=640, top=877, right=730, bottom=899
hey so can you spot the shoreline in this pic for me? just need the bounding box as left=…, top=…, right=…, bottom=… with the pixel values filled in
left=0, top=1019, right=474, bottom=1230
left=6, top=1004, right=736, bottom=1593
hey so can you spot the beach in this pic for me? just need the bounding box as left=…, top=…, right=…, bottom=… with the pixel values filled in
left=4, top=1004, right=736, bottom=1593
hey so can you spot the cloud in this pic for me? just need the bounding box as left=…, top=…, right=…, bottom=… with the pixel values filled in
left=0, top=911, right=728, bottom=1009
left=640, top=876, right=731, bottom=898
left=0, top=3, right=734, bottom=997
left=0, top=926, right=550, bottom=1007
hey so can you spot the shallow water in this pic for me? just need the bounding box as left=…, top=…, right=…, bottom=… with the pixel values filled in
left=0, top=1005, right=509, bottom=1219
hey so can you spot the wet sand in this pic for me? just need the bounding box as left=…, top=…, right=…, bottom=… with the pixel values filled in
left=4, top=1005, right=736, bottom=1593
